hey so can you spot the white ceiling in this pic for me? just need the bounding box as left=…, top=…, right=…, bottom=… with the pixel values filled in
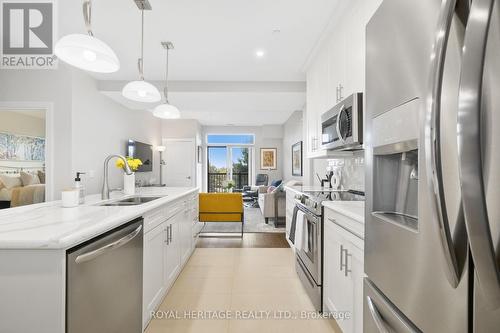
left=59, top=0, right=339, bottom=125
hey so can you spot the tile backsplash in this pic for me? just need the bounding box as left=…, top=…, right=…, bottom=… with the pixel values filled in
left=312, top=151, right=365, bottom=192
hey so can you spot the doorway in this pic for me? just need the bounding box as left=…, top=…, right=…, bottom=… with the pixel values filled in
left=0, top=107, right=51, bottom=208
left=207, top=146, right=250, bottom=192
left=163, top=139, right=196, bottom=187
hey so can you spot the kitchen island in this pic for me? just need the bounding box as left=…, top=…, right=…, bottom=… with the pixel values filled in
left=0, top=186, right=199, bottom=333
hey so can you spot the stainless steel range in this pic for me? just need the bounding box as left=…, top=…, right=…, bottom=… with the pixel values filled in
left=291, top=189, right=364, bottom=312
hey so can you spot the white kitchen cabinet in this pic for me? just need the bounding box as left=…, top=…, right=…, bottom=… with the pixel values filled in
left=323, top=209, right=364, bottom=333
left=143, top=222, right=167, bottom=326
left=305, top=0, right=382, bottom=159
left=143, top=194, right=198, bottom=330
left=164, top=212, right=181, bottom=290
left=179, top=201, right=193, bottom=265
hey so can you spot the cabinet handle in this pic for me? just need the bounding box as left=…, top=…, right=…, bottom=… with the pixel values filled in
left=169, top=224, right=173, bottom=242
left=165, top=225, right=170, bottom=245
left=340, top=244, right=344, bottom=272
left=344, top=248, right=352, bottom=277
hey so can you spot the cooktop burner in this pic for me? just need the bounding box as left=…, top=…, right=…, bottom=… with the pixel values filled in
left=295, top=189, right=365, bottom=216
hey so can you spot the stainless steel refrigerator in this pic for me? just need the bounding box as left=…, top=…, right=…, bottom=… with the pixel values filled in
left=364, top=0, right=500, bottom=332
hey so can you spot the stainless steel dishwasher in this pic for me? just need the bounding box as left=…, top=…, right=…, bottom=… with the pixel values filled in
left=67, top=218, right=143, bottom=333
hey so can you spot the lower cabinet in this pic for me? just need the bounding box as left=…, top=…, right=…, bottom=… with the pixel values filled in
left=179, top=201, right=193, bottom=265
left=142, top=221, right=167, bottom=326
left=143, top=195, right=198, bottom=330
left=164, top=213, right=181, bottom=290
left=323, top=210, right=364, bottom=333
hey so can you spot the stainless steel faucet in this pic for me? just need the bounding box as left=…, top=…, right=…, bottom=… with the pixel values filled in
left=102, top=154, right=133, bottom=200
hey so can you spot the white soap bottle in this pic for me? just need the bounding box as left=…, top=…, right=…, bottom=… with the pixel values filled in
left=75, top=172, right=86, bottom=204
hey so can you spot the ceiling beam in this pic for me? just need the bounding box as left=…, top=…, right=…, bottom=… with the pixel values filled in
left=97, top=80, right=306, bottom=93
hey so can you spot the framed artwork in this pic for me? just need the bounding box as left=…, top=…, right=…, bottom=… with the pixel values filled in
left=260, top=148, right=277, bottom=170
left=0, top=132, right=45, bottom=161
left=292, top=141, right=303, bottom=176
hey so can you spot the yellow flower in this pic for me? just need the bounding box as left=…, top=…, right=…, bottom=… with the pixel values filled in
left=116, top=157, right=142, bottom=172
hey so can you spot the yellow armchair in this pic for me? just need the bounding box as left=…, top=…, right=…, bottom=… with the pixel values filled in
left=199, top=193, right=244, bottom=237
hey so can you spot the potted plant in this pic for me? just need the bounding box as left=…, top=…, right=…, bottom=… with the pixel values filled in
left=116, top=157, right=142, bottom=195
left=222, top=179, right=235, bottom=193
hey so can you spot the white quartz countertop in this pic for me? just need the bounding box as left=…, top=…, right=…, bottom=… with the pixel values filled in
left=322, top=201, right=365, bottom=223
left=0, top=187, right=198, bottom=250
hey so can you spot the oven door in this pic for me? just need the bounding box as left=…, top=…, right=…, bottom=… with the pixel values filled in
left=296, top=204, right=322, bottom=284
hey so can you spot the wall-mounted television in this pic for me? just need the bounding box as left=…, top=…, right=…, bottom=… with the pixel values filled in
left=126, top=140, right=153, bottom=172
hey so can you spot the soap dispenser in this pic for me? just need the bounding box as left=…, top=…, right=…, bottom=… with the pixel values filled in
left=75, top=172, right=86, bottom=204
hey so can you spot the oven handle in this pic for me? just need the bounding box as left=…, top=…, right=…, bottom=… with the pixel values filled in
left=295, top=204, right=320, bottom=224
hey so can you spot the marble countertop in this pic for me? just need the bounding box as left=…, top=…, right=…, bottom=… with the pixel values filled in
left=285, top=185, right=336, bottom=192
left=322, top=201, right=365, bottom=224
left=0, top=187, right=198, bottom=250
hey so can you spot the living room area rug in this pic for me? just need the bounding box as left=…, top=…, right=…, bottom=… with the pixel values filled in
left=200, top=207, right=285, bottom=234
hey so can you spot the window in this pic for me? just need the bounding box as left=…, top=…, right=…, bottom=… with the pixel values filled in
left=207, top=134, right=254, bottom=145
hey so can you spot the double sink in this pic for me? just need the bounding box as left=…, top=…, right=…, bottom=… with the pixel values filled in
left=98, top=195, right=164, bottom=207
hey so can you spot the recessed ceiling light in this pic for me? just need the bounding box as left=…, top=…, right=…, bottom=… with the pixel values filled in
left=256, top=50, right=265, bottom=58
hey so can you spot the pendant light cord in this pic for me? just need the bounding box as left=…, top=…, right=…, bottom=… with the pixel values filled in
left=138, top=8, right=144, bottom=80
left=164, top=48, right=169, bottom=103
left=83, top=0, right=93, bottom=36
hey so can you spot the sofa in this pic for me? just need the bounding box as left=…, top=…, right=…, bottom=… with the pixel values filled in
left=257, top=180, right=302, bottom=227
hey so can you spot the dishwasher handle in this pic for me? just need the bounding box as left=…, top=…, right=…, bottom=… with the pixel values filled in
left=75, top=225, right=143, bottom=264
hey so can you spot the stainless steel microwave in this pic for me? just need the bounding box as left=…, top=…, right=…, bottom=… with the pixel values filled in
left=321, top=92, right=363, bottom=150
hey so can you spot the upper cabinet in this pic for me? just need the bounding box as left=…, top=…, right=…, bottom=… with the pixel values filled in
left=305, top=0, right=382, bottom=158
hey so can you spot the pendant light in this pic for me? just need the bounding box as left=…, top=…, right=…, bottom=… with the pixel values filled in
left=122, top=5, right=161, bottom=103
left=153, top=42, right=181, bottom=119
left=55, top=0, right=119, bottom=73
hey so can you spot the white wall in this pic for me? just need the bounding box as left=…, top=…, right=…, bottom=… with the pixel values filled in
left=282, top=110, right=304, bottom=181
left=0, top=64, right=163, bottom=198
left=71, top=71, right=162, bottom=195
left=0, top=66, right=73, bottom=199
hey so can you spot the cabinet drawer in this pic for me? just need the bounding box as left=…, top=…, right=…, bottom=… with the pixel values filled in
left=325, top=213, right=364, bottom=251
left=324, top=208, right=364, bottom=243
left=143, top=207, right=166, bottom=233
left=165, top=201, right=185, bottom=220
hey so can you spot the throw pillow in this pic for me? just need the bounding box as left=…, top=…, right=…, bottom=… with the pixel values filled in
left=0, top=174, right=22, bottom=189
left=270, top=179, right=282, bottom=187
left=38, top=170, right=46, bottom=184
left=267, top=186, right=276, bottom=193
left=275, top=182, right=285, bottom=192
left=20, top=171, right=41, bottom=186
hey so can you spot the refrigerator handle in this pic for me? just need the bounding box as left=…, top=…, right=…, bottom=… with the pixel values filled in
left=458, top=0, right=500, bottom=309
left=366, top=296, right=393, bottom=333
left=424, top=0, right=462, bottom=288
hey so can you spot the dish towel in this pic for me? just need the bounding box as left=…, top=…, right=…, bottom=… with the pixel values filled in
left=294, top=210, right=306, bottom=251
left=289, top=206, right=299, bottom=244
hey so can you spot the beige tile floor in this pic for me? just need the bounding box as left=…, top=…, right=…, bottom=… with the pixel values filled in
left=145, top=248, right=343, bottom=333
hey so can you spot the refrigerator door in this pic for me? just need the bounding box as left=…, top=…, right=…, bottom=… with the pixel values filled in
left=364, top=279, right=421, bottom=333
left=457, top=0, right=500, bottom=330
left=365, top=0, right=469, bottom=332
